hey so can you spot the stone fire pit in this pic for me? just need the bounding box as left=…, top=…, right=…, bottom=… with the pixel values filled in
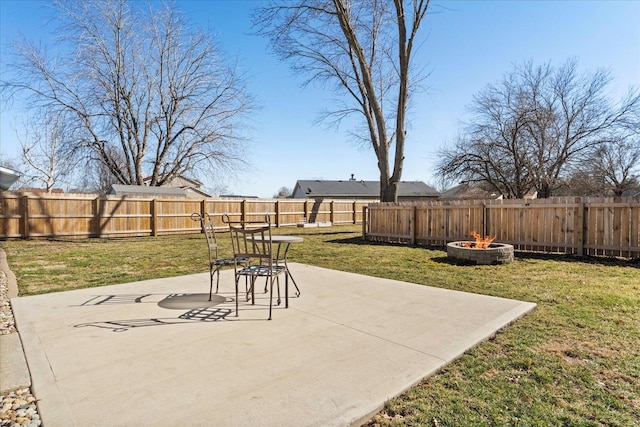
left=447, top=241, right=514, bottom=265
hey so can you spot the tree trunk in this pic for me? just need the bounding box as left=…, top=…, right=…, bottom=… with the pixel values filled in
left=380, top=175, right=399, bottom=202
left=538, top=183, right=552, bottom=198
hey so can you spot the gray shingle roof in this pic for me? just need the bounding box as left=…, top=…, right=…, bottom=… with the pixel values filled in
left=0, top=166, right=21, bottom=191
left=293, top=180, right=439, bottom=198
left=109, top=184, right=187, bottom=198
left=439, top=183, right=502, bottom=200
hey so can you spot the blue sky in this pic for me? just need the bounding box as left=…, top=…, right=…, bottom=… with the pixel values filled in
left=1, top=0, right=639, bottom=197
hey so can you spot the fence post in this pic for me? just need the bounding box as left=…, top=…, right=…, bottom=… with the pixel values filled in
left=576, top=197, right=585, bottom=256
left=151, top=199, right=158, bottom=237
left=482, top=202, right=488, bottom=237
left=361, top=206, right=368, bottom=240
left=275, top=200, right=280, bottom=227
left=352, top=201, right=357, bottom=224
left=630, top=201, right=637, bottom=258
left=409, top=205, right=417, bottom=245
left=241, top=199, right=246, bottom=223
left=20, top=194, right=29, bottom=239
left=0, top=196, right=5, bottom=238
left=93, top=197, right=101, bottom=238
left=199, top=199, right=207, bottom=231
left=304, top=199, right=309, bottom=222
left=330, top=200, right=335, bottom=224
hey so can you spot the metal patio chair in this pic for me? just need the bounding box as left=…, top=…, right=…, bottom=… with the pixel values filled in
left=224, top=214, right=288, bottom=320
left=191, top=213, right=249, bottom=301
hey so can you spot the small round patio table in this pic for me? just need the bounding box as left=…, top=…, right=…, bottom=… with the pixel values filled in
left=245, top=235, right=303, bottom=297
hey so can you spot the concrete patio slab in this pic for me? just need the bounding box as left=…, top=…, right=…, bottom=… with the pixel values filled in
left=11, top=263, right=535, bottom=427
left=0, top=333, right=30, bottom=391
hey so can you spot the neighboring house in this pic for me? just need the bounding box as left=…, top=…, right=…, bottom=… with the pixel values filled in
left=438, top=182, right=539, bottom=200
left=438, top=183, right=503, bottom=200
left=109, top=184, right=187, bottom=198
left=0, top=166, right=21, bottom=191
left=219, top=194, right=259, bottom=199
left=143, top=176, right=213, bottom=198
left=291, top=179, right=440, bottom=201
left=110, top=175, right=214, bottom=198
left=621, top=189, right=640, bottom=198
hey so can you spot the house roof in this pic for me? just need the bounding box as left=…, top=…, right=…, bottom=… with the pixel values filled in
left=183, top=187, right=213, bottom=198
left=143, top=175, right=203, bottom=187
left=293, top=180, right=439, bottom=198
left=109, top=184, right=187, bottom=198
left=439, top=183, right=503, bottom=200
left=621, top=189, right=640, bottom=198
left=0, top=166, right=21, bottom=191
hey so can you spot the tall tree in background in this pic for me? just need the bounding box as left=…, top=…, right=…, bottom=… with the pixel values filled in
left=437, top=59, right=640, bottom=198
left=274, top=186, right=292, bottom=198
left=255, top=0, right=431, bottom=202
left=78, top=149, right=125, bottom=195
left=557, top=120, right=640, bottom=197
left=592, top=138, right=640, bottom=196
left=2, top=0, right=253, bottom=187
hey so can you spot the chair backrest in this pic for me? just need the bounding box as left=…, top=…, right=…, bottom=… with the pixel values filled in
left=224, top=214, right=274, bottom=265
left=191, top=212, right=219, bottom=261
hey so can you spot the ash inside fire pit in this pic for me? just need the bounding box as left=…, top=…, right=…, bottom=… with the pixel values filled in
left=447, top=241, right=514, bottom=265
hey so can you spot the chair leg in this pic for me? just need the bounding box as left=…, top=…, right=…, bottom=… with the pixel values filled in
left=209, top=266, right=214, bottom=301
left=285, top=274, right=289, bottom=308
left=247, top=276, right=256, bottom=303
left=268, top=277, right=274, bottom=320
left=215, top=267, right=221, bottom=294
left=235, top=276, right=239, bottom=317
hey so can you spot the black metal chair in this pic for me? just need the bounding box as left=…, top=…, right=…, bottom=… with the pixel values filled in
left=224, top=214, right=288, bottom=320
left=191, top=213, right=248, bottom=301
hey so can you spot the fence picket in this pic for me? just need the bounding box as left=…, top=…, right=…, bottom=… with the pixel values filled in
left=364, top=197, right=640, bottom=258
left=0, top=193, right=369, bottom=239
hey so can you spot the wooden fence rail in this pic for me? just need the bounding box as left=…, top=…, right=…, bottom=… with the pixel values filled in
left=0, top=193, right=369, bottom=239
left=364, top=197, right=640, bottom=258
left=4, top=193, right=639, bottom=258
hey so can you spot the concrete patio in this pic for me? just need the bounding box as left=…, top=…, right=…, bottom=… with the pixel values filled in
left=10, top=263, right=536, bottom=426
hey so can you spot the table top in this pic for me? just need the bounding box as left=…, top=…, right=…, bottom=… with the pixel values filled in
left=246, top=235, right=303, bottom=244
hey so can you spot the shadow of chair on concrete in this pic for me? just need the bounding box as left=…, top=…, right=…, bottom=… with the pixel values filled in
left=73, top=293, right=233, bottom=332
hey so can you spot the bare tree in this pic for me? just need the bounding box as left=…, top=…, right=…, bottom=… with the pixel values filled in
left=437, top=59, right=640, bottom=198
left=553, top=125, right=639, bottom=197
left=592, top=137, right=640, bottom=196
left=77, top=148, right=125, bottom=195
left=556, top=169, right=607, bottom=197
left=254, top=0, right=431, bottom=202
left=18, top=110, right=76, bottom=192
left=274, top=186, right=292, bottom=198
left=1, top=0, right=253, bottom=188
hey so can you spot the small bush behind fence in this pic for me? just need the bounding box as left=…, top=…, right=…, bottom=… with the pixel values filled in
left=0, top=193, right=368, bottom=239
left=364, top=197, right=640, bottom=258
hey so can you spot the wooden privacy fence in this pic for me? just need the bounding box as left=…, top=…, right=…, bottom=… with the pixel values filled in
left=363, top=197, right=640, bottom=258
left=0, top=193, right=369, bottom=239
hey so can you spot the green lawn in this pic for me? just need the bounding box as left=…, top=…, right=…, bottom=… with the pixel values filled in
left=2, top=225, right=639, bottom=426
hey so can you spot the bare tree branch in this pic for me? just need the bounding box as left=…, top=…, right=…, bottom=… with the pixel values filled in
left=437, top=59, right=640, bottom=198
left=254, top=0, right=431, bottom=202
left=1, top=0, right=254, bottom=188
